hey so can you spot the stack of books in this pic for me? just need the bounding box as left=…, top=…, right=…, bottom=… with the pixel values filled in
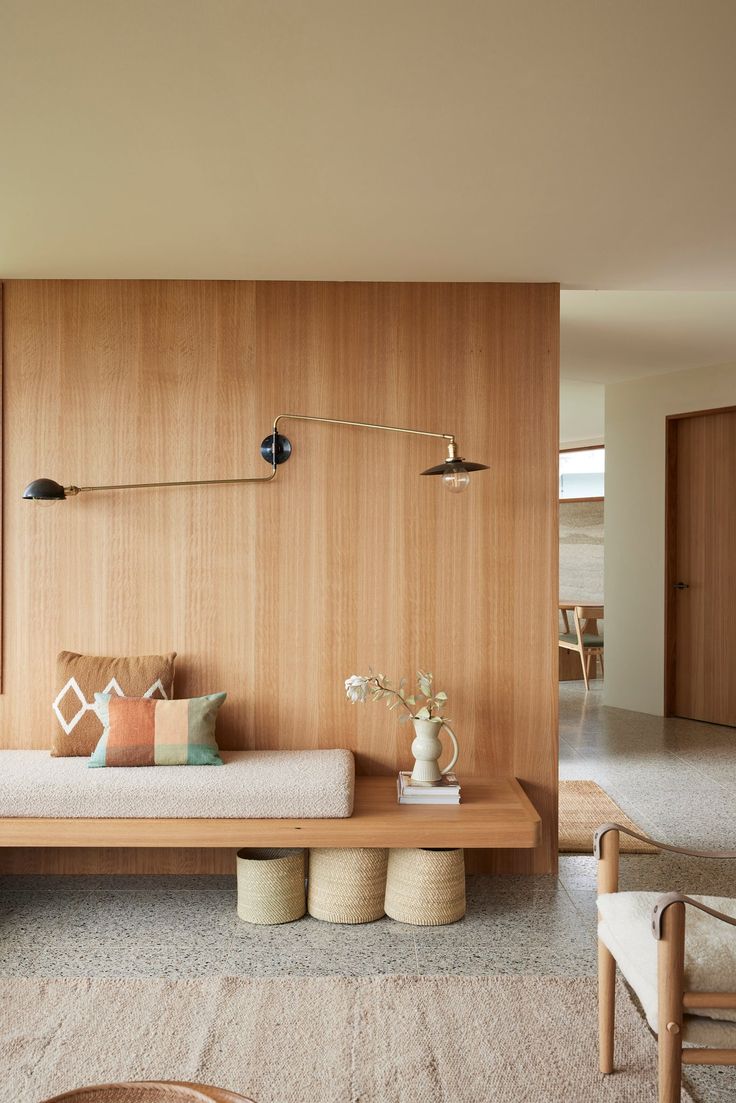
left=397, top=771, right=461, bottom=804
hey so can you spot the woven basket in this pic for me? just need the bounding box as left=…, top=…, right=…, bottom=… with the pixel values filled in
left=307, top=847, right=389, bottom=923
left=384, top=848, right=466, bottom=925
left=41, top=1083, right=255, bottom=1103
left=236, top=847, right=306, bottom=925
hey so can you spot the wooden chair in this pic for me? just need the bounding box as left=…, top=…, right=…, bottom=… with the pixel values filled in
left=595, top=822, right=736, bottom=1103
left=559, top=604, right=604, bottom=690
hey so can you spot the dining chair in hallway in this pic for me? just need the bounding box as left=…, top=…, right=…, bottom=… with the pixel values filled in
left=558, top=604, right=604, bottom=690
left=595, top=822, right=736, bottom=1103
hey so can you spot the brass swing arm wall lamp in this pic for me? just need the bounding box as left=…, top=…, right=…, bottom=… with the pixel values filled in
left=23, top=413, right=488, bottom=502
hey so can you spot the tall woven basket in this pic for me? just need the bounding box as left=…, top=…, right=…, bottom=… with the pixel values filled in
left=308, top=847, right=389, bottom=923
left=236, top=848, right=306, bottom=925
left=384, top=847, right=466, bottom=925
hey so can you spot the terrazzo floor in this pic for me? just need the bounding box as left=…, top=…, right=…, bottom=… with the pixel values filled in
left=2, top=682, right=735, bottom=1100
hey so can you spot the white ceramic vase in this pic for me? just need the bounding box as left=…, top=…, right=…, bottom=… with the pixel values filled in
left=410, top=717, right=459, bottom=786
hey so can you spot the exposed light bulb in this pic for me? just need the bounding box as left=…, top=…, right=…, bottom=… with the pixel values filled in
left=442, top=469, right=470, bottom=493
left=36, top=498, right=60, bottom=507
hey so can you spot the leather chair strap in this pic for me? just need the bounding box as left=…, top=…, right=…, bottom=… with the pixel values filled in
left=652, top=891, right=736, bottom=940
left=594, top=821, right=736, bottom=861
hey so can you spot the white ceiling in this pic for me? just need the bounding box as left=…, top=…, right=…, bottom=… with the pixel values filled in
left=2, top=0, right=736, bottom=287
left=561, top=292, right=736, bottom=382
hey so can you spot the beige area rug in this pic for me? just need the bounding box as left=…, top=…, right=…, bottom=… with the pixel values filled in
left=559, top=780, right=659, bottom=854
left=1, top=975, right=690, bottom=1103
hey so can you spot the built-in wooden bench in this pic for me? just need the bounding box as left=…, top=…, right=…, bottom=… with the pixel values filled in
left=0, top=776, right=540, bottom=851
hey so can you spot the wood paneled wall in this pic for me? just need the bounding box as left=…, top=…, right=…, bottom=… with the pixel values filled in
left=0, top=281, right=559, bottom=874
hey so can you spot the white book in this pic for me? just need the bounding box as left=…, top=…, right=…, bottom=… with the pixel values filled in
left=399, top=793, right=460, bottom=805
left=399, top=794, right=462, bottom=804
left=397, top=772, right=462, bottom=804
left=399, top=771, right=461, bottom=795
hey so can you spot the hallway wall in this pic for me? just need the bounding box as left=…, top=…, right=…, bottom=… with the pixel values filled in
left=604, top=360, right=736, bottom=715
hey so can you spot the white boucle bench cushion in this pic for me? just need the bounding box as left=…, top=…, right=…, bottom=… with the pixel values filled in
left=0, top=749, right=355, bottom=819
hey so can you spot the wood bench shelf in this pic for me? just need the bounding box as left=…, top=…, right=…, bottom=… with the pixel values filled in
left=0, top=776, right=540, bottom=850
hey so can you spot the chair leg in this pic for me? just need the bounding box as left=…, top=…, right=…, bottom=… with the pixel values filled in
left=658, top=902, right=685, bottom=1103
left=598, top=939, right=616, bottom=1073
left=580, top=649, right=590, bottom=691
left=658, top=1014, right=683, bottom=1102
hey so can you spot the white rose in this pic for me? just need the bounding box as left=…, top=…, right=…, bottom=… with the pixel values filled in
left=345, top=675, right=369, bottom=703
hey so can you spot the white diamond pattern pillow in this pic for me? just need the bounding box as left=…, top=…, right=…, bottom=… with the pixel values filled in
left=51, top=651, right=176, bottom=756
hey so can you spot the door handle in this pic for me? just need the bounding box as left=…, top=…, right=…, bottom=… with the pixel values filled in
left=673, top=581, right=689, bottom=590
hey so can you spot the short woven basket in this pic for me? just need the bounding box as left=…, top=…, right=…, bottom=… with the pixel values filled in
left=384, top=847, right=466, bottom=925
left=236, top=847, right=306, bottom=925
left=308, top=847, right=389, bottom=923
left=41, top=1083, right=254, bottom=1103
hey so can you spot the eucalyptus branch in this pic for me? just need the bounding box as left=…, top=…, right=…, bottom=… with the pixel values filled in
left=367, top=674, right=415, bottom=715
left=344, top=669, right=449, bottom=722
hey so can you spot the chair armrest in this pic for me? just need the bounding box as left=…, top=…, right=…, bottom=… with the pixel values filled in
left=594, top=821, right=736, bottom=861
left=652, top=891, right=736, bottom=940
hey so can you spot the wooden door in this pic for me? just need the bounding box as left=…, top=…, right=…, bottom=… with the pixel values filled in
left=666, top=407, right=736, bottom=726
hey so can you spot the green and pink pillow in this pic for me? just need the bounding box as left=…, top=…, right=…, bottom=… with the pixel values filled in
left=90, top=693, right=226, bottom=767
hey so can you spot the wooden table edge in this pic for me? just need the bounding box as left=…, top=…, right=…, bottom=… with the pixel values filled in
left=0, top=775, right=543, bottom=850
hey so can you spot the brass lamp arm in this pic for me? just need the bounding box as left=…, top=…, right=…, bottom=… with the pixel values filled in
left=67, top=416, right=459, bottom=495
left=26, top=412, right=483, bottom=501
left=273, top=413, right=459, bottom=459
left=67, top=466, right=277, bottom=496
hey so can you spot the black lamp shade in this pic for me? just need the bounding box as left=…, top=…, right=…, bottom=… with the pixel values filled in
left=420, top=459, right=489, bottom=476
left=23, top=478, right=67, bottom=500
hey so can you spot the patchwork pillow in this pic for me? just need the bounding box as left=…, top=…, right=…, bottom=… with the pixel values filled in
left=51, top=651, right=176, bottom=757
left=89, top=693, right=226, bottom=767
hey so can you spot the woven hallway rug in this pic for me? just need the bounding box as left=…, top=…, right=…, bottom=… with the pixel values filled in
left=560, top=780, right=658, bottom=854
left=1, top=975, right=688, bottom=1102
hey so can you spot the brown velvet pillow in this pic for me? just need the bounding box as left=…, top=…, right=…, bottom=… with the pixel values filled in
left=51, top=650, right=176, bottom=757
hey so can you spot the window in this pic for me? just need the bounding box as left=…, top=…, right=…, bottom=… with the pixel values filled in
left=560, top=446, right=604, bottom=501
